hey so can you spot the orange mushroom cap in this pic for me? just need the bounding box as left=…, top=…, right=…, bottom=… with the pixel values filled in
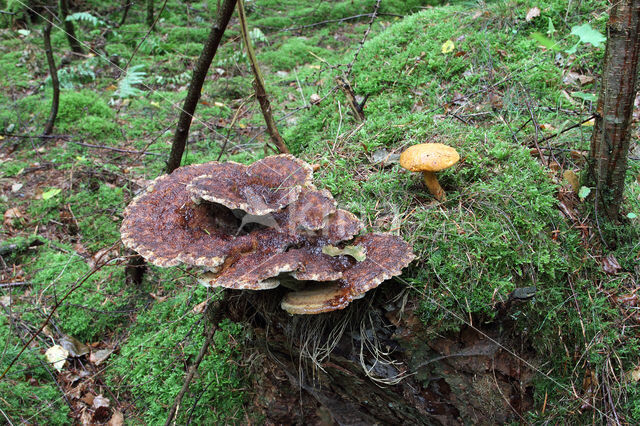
left=399, top=143, right=459, bottom=172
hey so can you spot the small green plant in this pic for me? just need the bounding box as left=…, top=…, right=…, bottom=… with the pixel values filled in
left=114, top=65, right=146, bottom=98
left=65, top=11, right=105, bottom=27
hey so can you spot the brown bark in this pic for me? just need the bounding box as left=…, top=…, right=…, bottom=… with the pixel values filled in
left=42, top=22, right=59, bottom=136
left=58, top=0, right=84, bottom=55
left=166, top=0, right=237, bottom=174
left=146, top=0, right=154, bottom=28
left=588, top=0, right=640, bottom=221
left=237, top=0, right=290, bottom=154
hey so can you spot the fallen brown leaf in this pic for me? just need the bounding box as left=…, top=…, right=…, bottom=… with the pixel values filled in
left=602, top=254, right=621, bottom=274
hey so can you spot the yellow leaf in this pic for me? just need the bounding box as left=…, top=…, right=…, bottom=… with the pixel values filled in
left=214, top=101, right=226, bottom=107
left=582, top=118, right=595, bottom=126
left=441, top=40, right=455, bottom=54
left=150, top=101, right=160, bottom=107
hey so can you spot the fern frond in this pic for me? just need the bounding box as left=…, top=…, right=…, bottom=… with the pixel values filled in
left=115, top=65, right=146, bottom=98
left=66, top=12, right=105, bottom=27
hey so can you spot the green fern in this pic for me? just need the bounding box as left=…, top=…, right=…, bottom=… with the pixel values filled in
left=66, top=12, right=105, bottom=27
left=114, top=65, right=146, bottom=98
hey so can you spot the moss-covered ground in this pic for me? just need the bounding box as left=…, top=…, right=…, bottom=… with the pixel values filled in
left=1, top=0, right=639, bottom=422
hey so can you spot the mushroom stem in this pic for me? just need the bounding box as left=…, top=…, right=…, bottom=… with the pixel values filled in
left=422, top=171, right=446, bottom=201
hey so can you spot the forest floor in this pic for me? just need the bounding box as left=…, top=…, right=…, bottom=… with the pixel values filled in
left=1, top=0, right=640, bottom=424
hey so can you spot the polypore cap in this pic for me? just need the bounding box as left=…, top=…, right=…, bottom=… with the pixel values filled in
left=281, top=282, right=352, bottom=315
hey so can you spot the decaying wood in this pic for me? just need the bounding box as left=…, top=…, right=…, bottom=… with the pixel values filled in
left=588, top=0, right=640, bottom=221
left=237, top=0, right=290, bottom=154
left=166, top=0, right=237, bottom=173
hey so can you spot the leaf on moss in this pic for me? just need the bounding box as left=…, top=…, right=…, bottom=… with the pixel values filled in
left=441, top=40, right=454, bottom=54
left=45, top=344, right=69, bottom=372
left=42, top=188, right=61, bottom=200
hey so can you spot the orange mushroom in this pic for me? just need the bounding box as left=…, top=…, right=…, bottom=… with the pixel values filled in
left=399, top=143, right=459, bottom=201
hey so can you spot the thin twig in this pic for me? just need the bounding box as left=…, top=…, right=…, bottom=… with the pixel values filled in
left=0, top=133, right=68, bottom=139
left=280, top=12, right=402, bottom=33
left=0, top=282, right=31, bottom=289
left=70, top=140, right=162, bottom=156
left=164, top=297, right=226, bottom=425
left=538, top=114, right=596, bottom=143
left=0, top=243, right=120, bottom=381
left=346, top=0, right=380, bottom=78
left=216, top=96, right=251, bottom=161
left=123, top=0, right=169, bottom=71
left=237, top=0, right=290, bottom=154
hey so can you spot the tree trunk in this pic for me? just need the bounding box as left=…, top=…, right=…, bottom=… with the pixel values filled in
left=42, top=22, right=59, bottom=136
left=58, top=0, right=84, bottom=55
left=587, top=0, right=640, bottom=221
left=166, top=0, right=237, bottom=174
left=146, top=0, right=154, bottom=28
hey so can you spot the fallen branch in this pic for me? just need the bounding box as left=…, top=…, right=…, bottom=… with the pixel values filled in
left=346, top=0, right=381, bottom=78
left=0, top=133, right=68, bottom=139
left=237, top=0, right=290, bottom=154
left=538, top=114, right=596, bottom=143
left=0, top=282, right=32, bottom=289
left=70, top=140, right=162, bottom=156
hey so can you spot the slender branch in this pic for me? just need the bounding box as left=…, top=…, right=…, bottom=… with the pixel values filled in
left=164, top=296, right=226, bottom=426
left=0, top=282, right=31, bottom=289
left=0, top=133, right=69, bottom=139
left=346, top=0, right=380, bottom=78
left=0, top=243, right=119, bottom=382
left=280, top=12, right=402, bottom=33
left=537, top=114, right=596, bottom=143
left=123, top=0, right=169, bottom=71
left=166, top=0, right=237, bottom=173
left=237, top=0, right=289, bottom=154
left=42, top=21, right=60, bottom=136
left=70, top=140, right=162, bottom=156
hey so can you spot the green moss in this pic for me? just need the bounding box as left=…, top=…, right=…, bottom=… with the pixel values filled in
left=107, top=287, right=246, bottom=424
left=0, top=317, right=70, bottom=424
left=25, top=242, right=131, bottom=342
left=76, top=115, right=120, bottom=138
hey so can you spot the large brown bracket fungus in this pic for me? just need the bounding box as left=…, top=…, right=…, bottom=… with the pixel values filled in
left=121, top=155, right=414, bottom=314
